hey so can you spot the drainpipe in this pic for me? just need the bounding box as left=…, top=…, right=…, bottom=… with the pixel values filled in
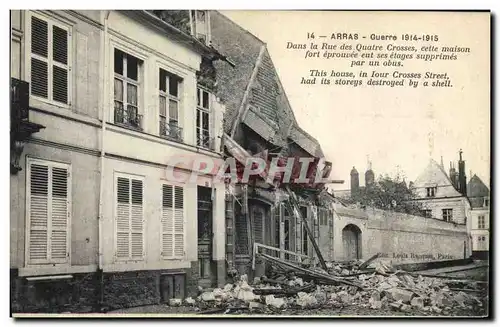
left=97, top=10, right=110, bottom=310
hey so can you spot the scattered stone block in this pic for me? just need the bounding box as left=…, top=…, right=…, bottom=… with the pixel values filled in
left=296, top=292, right=318, bottom=308
left=184, top=297, right=196, bottom=305
left=400, top=304, right=411, bottom=312
left=249, top=301, right=265, bottom=311
left=265, top=295, right=286, bottom=309
left=200, top=291, right=216, bottom=302
left=389, top=288, right=414, bottom=304
left=410, top=296, right=424, bottom=309
left=168, top=298, right=182, bottom=306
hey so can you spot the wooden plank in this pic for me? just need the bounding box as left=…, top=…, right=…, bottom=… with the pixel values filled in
left=358, top=252, right=382, bottom=270
left=253, top=242, right=309, bottom=271
left=284, top=186, right=328, bottom=271
left=257, top=252, right=363, bottom=289
left=255, top=242, right=309, bottom=258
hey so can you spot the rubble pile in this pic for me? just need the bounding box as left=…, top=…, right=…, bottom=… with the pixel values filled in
left=183, top=256, right=486, bottom=316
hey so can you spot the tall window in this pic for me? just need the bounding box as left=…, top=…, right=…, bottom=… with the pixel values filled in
left=426, top=187, right=437, bottom=197
left=442, top=208, right=453, bottom=222
left=114, top=49, right=142, bottom=129
left=26, top=158, right=71, bottom=264
left=30, top=14, right=70, bottom=104
left=196, top=88, right=212, bottom=150
left=115, top=175, right=144, bottom=260
left=159, top=69, right=182, bottom=141
left=162, top=184, right=185, bottom=258
left=478, top=215, right=485, bottom=229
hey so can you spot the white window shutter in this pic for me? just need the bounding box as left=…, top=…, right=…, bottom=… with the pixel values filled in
left=162, top=184, right=184, bottom=258
left=30, top=14, right=69, bottom=104
left=27, top=160, right=70, bottom=265
left=162, top=185, right=174, bottom=257
left=116, top=177, right=130, bottom=258
left=52, top=25, right=69, bottom=104
left=130, top=179, right=144, bottom=258
left=30, top=16, right=49, bottom=99
left=28, top=163, right=49, bottom=263
left=50, top=166, right=69, bottom=262
left=174, top=186, right=184, bottom=257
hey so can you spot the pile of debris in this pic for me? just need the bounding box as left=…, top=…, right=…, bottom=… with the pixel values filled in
left=176, top=254, right=486, bottom=316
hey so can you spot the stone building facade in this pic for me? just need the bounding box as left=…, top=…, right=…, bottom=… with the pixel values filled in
left=10, top=9, right=231, bottom=312
left=467, top=174, right=490, bottom=259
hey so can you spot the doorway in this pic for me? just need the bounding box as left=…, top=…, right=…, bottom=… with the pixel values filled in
left=342, top=224, right=362, bottom=260
left=197, top=186, right=214, bottom=287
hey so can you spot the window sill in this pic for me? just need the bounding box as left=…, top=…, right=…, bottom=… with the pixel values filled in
left=106, top=123, right=222, bottom=158
left=19, top=264, right=97, bottom=277
left=114, top=258, right=145, bottom=263
left=31, top=95, right=70, bottom=110
left=161, top=257, right=186, bottom=261
left=103, top=260, right=190, bottom=273
left=160, top=135, right=184, bottom=144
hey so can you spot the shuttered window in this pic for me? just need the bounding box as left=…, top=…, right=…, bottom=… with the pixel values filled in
left=115, top=175, right=144, bottom=260
left=161, top=184, right=185, bottom=258
left=29, top=13, right=70, bottom=105
left=26, top=159, right=71, bottom=265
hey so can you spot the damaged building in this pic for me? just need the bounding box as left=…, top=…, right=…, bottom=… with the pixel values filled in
left=207, top=11, right=335, bottom=279
left=10, top=9, right=478, bottom=314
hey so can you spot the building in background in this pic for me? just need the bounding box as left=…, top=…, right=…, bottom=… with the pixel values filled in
left=467, top=174, right=490, bottom=260
left=325, top=158, right=471, bottom=262
left=412, top=152, right=470, bottom=224
left=411, top=151, right=472, bottom=257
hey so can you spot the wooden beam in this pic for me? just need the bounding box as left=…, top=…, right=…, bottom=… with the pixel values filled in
left=257, top=252, right=363, bottom=289
left=284, top=186, right=328, bottom=271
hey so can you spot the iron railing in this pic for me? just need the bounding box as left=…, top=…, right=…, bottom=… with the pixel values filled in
left=160, top=121, right=183, bottom=142
left=114, top=105, right=143, bottom=130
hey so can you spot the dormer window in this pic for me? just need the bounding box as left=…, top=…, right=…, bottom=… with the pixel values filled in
left=484, top=197, right=489, bottom=207
left=190, top=10, right=210, bottom=45
left=426, top=186, right=437, bottom=197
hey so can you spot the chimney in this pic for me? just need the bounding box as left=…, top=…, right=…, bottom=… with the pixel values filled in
left=365, top=157, right=375, bottom=187
left=449, top=162, right=458, bottom=190
left=458, top=149, right=467, bottom=195
left=350, top=166, right=359, bottom=196
left=440, top=156, right=444, bottom=169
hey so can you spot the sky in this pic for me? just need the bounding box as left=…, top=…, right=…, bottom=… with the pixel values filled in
left=220, top=11, right=490, bottom=190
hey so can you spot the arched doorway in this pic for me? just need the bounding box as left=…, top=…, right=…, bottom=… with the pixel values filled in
left=342, top=224, right=362, bottom=260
